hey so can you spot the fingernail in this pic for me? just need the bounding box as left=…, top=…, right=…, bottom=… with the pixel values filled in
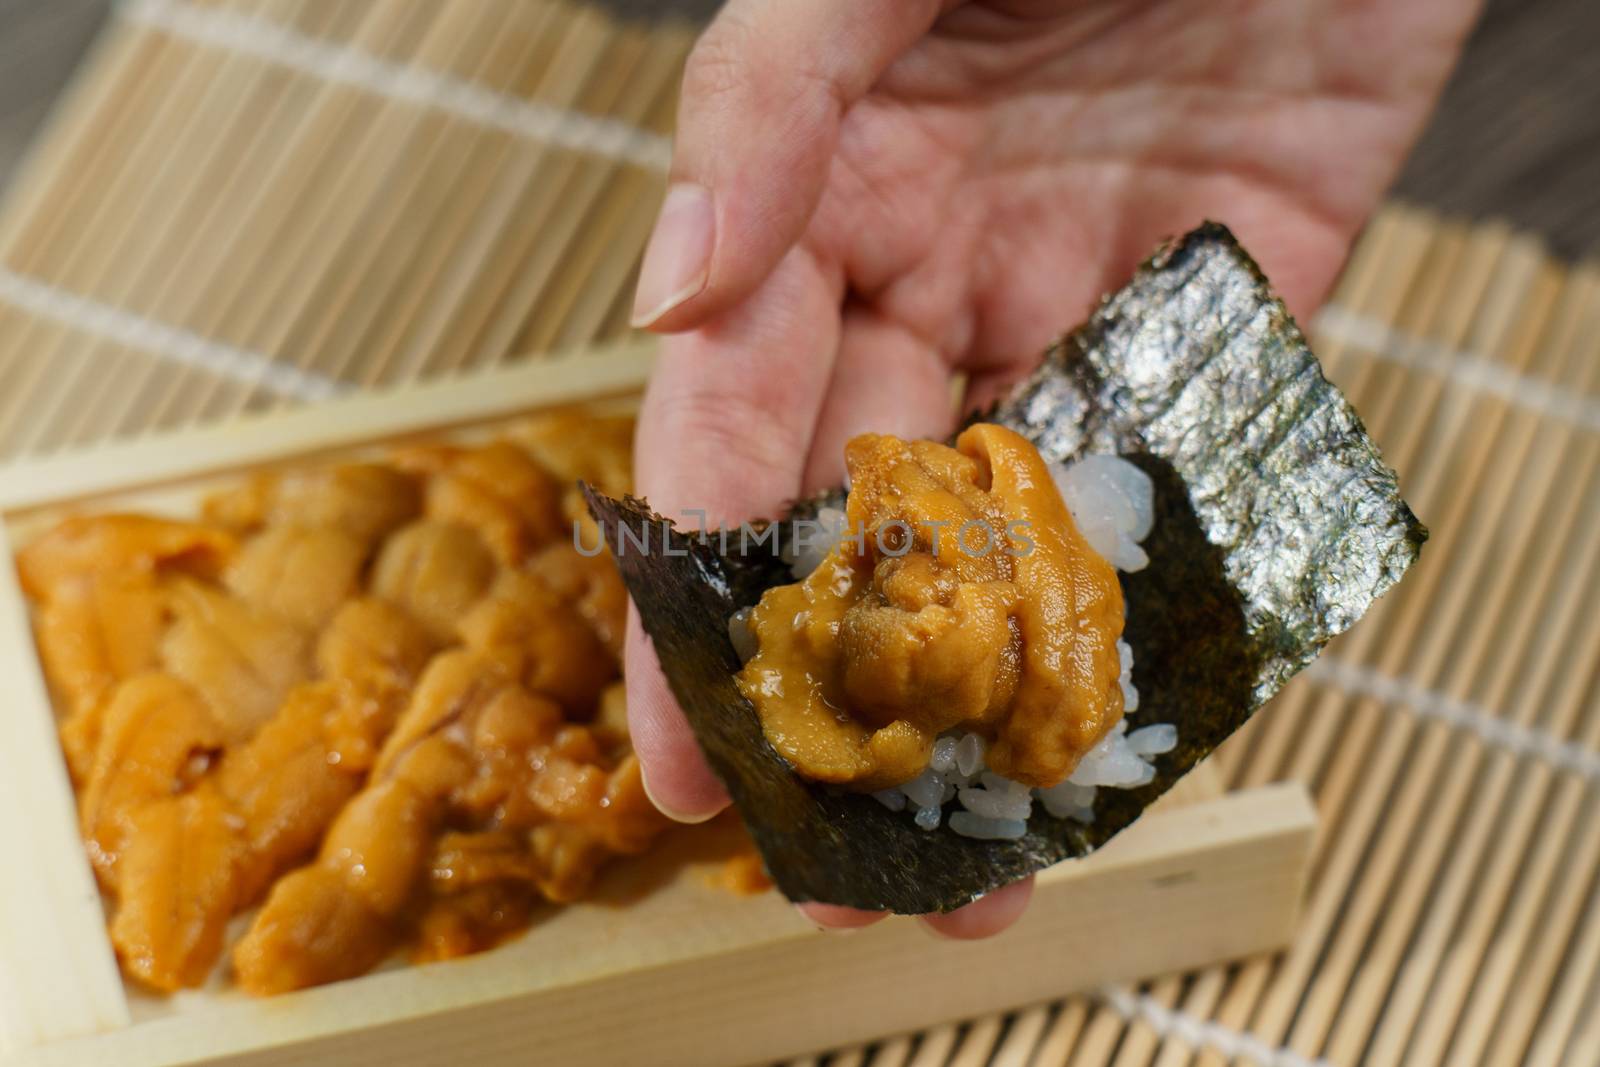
left=640, top=762, right=720, bottom=824
left=631, top=182, right=714, bottom=328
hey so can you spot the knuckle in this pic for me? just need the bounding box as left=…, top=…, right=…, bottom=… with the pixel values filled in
left=682, top=19, right=759, bottom=107
left=682, top=13, right=844, bottom=120
left=645, top=383, right=801, bottom=510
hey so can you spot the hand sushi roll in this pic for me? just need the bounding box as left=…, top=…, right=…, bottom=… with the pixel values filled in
left=729, top=423, right=1173, bottom=840
left=589, top=223, right=1426, bottom=913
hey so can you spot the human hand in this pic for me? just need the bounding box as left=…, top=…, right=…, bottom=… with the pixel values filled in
left=625, top=0, right=1479, bottom=936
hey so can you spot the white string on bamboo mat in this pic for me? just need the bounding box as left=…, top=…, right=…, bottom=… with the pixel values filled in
left=1307, top=658, right=1600, bottom=781
left=122, top=0, right=676, bottom=172
left=1313, top=304, right=1600, bottom=432
left=1097, top=986, right=1334, bottom=1067
left=0, top=268, right=346, bottom=404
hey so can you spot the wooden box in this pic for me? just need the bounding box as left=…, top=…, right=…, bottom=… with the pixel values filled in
left=0, top=341, right=1315, bottom=1067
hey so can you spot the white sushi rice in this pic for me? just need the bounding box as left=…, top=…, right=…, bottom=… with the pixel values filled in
left=733, top=452, right=1173, bottom=840
left=1053, top=453, right=1154, bottom=572
left=876, top=712, right=1179, bottom=837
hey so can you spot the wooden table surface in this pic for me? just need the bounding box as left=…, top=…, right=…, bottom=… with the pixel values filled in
left=1, top=0, right=1596, bottom=259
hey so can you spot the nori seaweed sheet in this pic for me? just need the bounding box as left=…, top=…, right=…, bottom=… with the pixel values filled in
left=585, top=223, right=1426, bottom=914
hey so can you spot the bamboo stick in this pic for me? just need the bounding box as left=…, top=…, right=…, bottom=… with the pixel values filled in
left=0, top=24, right=174, bottom=275
left=1, top=0, right=419, bottom=444
left=1452, top=667, right=1600, bottom=1067
left=904, top=1023, right=960, bottom=1067
left=1458, top=274, right=1600, bottom=1067
left=1281, top=254, right=1570, bottom=1062
left=599, top=254, right=647, bottom=340
left=258, top=2, right=569, bottom=395
left=1516, top=785, right=1600, bottom=1067
left=130, top=0, right=442, bottom=426
left=1245, top=234, right=1554, bottom=1064
left=1147, top=968, right=1229, bottom=1067
left=1217, top=227, right=1550, bottom=1064
left=0, top=21, right=185, bottom=451
left=829, top=1047, right=868, bottom=1067
left=988, top=1005, right=1052, bottom=1067
left=477, top=31, right=686, bottom=360
left=365, top=11, right=649, bottom=382
left=364, top=7, right=631, bottom=383
left=177, top=0, right=501, bottom=421
left=864, top=1034, right=914, bottom=1067
left=948, top=1015, right=1007, bottom=1067
left=7, top=13, right=285, bottom=454
left=1187, top=213, right=1473, bottom=1067
left=1066, top=1004, right=1132, bottom=1067
left=75, top=0, right=384, bottom=441
left=368, top=4, right=626, bottom=382
left=39, top=0, right=320, bottom=450
left=521, top=155, right=667, bottom=353
left=573, top=68, right=689, bottom=350
left=1117, top=205, right=1451, bottom=1067
left=1364, top=471, right=1600, bottom=1067
left=1354, top=268, right=1600, bottom=1067
left=1031, top=998, right=1093, bottom=1067
left=1105, top=976, right=1185, bottom=1067
left=0, top=18, right=150, bottom=258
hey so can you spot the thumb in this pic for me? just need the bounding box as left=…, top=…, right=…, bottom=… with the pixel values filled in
left=630, top=0, right=945, bottom=332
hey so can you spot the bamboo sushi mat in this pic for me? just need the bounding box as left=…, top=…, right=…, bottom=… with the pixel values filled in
left=1, top=2, right=1599, bottom=1066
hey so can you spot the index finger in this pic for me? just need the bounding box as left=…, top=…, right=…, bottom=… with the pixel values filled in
left=626, top=246, right=843, bottom=820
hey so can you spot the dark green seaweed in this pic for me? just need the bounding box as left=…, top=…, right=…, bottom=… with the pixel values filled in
left=585, top=223, right=1426, bottom=914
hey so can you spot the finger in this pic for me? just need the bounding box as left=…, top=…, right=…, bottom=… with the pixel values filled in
left=627, top=246, right=843, bottom=819
left=796, top=902, right=889, bottom=932
left=635, top=245, right=842, bottom=525
left=960, top=362, right=1040, bottom=420
left=625, top=607, right=729, bottom=822
left=631, top=0, right=945, bottom=331
left=919, top=876, right=1034, bottom=939
left=801, top=305, right=960, bottom=492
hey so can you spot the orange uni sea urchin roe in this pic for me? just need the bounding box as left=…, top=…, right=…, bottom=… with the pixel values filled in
left=18, top=408, right=678, bottom=996
left=736, top=423, right=1125, bottom=791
